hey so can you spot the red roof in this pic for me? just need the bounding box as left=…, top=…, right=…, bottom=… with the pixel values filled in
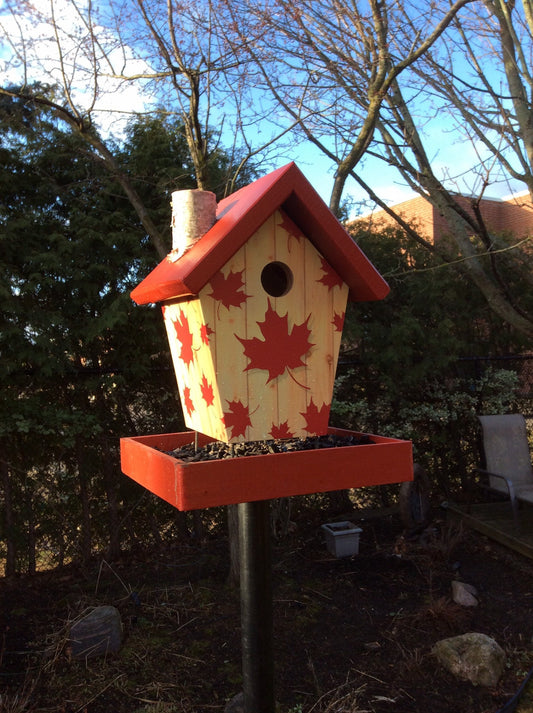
left=131, top=162, right=389, bottom=304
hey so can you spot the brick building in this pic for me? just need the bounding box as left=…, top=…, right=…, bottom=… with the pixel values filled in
left=357, top=191, right=533, bottom=244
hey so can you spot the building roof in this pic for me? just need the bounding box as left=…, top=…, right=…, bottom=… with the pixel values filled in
left=131, top=162, right=389, bottom=305
left=354, top=190, right=533, bottom=245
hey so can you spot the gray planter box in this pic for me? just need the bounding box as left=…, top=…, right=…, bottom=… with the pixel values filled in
left=322, top=521, right=362, bottom=557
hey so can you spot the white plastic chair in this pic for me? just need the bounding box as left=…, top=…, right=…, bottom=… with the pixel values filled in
left=477, top=414, right=533, bottom=531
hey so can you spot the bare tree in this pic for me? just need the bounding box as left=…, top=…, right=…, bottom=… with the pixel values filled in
left=1, top=0, right=171, bottom=256
left=0, top=0, right=272, bottom=255
left=3, top=0, right=531, bottom=332
left=108, top=0, right=244, bottom=191
left=222, top=0, right=472, bottom=208
left=225, top=0, right=533, bottom=338
left=367, top=0, right=533, bottom=337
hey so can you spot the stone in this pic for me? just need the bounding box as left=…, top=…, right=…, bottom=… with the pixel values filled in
left=452, top=581, right=478, bottom=607
left=69, top=605, right=122, bottom=660
left=224, top=692, right=244, bottom=713
left=432, top=632, right=505, bottom=687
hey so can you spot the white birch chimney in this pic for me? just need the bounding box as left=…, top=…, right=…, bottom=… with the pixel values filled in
left=171, top=189, right=217, bottom=258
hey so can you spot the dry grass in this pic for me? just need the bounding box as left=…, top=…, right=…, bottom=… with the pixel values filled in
left=3, top=518, right=531, bottom=713
left=0, top=676, right=39, bottom=713
left=306, top=677, right=369, bottom=713
left=13, top=572, right=225, bottom=713
left=0, top=626, right=39, bottom=713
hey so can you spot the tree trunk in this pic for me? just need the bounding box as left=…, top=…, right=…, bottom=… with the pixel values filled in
left=102, top=447, right=120, bottom=560
left=26, top=485, right=36, bottom=575
left=1, top=459, right=16, bottom=577
left=77, top=455, right=92, bottom=563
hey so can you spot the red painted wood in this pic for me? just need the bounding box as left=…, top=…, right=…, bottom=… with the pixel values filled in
left=120, top=428, right=413, bottom=510
left=130, top=163, right=389, bottom=306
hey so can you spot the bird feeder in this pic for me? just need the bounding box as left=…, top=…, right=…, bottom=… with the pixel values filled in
left=120, top=162, right=413, bottom=713
left=121, top=162, right=412, bottom=508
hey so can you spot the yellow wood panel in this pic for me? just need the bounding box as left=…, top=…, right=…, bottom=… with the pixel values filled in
left=330, top=281, right=349, bottom=378
left=307, top=247, right=348, bottom=390
left=163, top=208, right=349, bottom=443
left=301, top=242, right=328, bottom=433
left=270, top=210, right=349, bottom=436
left=188, top=299, right=226, bottom=441
left=300, top=236, right=336, bottom=433
left=162, top=301, right=197, bottom=429
left=200, top=247, right=250, bottom=441
left=242, top=216, right=277, bottom=440
left=269, top=213, right=311, bottom=436
left=163, top=299, right=226, bottom=442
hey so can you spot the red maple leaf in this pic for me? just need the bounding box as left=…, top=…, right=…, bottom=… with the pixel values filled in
left=224, top=399, right=252, bottom=439
left=200, top=322, right=214, bottom=345
left=200, top=374, right=215, bottom=406
left=317, top=257, right=343, bottom=291
left=208, top=269, right=249, bottom=310
left=269, top=421, right=293, bottom=439
left=172, top=311, right=194, bottom=366
left=332, top=311, right=345, bottom=333
left=300, top=398, right=330, bottom=435
left=236, top=301, right=314, bottom=384
left=183, top=386, right=195, bottom=417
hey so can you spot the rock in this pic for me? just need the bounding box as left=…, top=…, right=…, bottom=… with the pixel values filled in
left=69, top=605, right=122, bottom=660
left=224, top=692, right=244, bottom=713
left=432, top=632, right=505, bottom=687
left=452, top=581, right=478, bottom=607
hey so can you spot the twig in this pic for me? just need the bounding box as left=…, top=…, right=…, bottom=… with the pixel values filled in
left=351, top=668, right=386, bottom=685
left=95, top=559, right=130, bottom=596
left=74, top=673, right=125, bottom=712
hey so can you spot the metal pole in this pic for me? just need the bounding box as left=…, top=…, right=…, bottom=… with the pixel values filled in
left=238, top=500, right=275, bottom=713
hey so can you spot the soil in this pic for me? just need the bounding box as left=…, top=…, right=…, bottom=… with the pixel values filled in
left=1, top=504, right=533, bottom=713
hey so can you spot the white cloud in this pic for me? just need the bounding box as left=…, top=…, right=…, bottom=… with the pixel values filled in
left=0, top=0, right=154, bottom=137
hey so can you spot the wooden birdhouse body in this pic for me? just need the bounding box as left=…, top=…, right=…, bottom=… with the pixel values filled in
left=131, top=162, right=390, bottom=445
left=122, top=163, right=414, bottom=512
left=162, top=209, right=349, bottom=442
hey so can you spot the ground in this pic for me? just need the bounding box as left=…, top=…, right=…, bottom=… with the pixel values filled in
left=2, top=503, right=533, bottom=713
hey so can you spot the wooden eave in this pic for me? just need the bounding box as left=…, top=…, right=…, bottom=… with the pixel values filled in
left=130, top=162, right=389, bottom=305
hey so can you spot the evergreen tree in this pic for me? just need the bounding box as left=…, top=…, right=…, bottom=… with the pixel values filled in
left=332, top=224, right=526, bottom=499
left=0, top=99, right=245, bottom=572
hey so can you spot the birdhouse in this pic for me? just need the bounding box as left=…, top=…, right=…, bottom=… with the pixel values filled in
left=121, top=163, right=413, bottom=510
left=131, top=162, right=389, bottom=443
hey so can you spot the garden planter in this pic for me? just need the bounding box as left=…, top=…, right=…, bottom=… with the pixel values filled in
left=120, top=427, right=412, bottom=511
left=322, top=521, right=362, bottom=557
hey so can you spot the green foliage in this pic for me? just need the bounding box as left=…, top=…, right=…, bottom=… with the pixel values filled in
left=331, top=224, right=524, bottom=497
left=0, top=97, right=245, bottom=573
left=0, top=92, right=528, bottom=573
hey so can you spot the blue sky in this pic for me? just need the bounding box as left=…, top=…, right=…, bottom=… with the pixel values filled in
left=0, top=0, right=525, bottom=217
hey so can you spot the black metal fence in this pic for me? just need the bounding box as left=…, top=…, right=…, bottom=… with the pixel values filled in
left=333, top=352, right=533, bottom=498
left=455, top=354, right=533, bottom=424
left=2, top=355, right=532, bottom=576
